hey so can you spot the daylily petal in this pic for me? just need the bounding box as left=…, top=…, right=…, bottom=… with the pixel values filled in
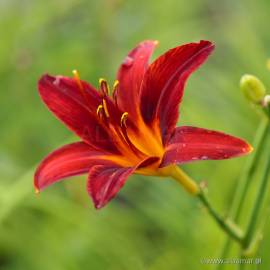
left=140, top=40, right=214, bottom=143
left=116, top=40, right=158, bottom=119
left=87, top=164, right=135, bottom=209
left=161, top=126, right=252, bottom=167
left=87, top=157, right=155, bottom=209
left=38, top=74, right=119, bottom=152
left=34, top=142, right=108, bottom=191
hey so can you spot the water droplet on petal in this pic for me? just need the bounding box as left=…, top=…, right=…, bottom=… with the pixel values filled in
left=182, top=143, right=186, bottom=147
left=201, top=155, right=208, bottom=160
left=122, top=56, right=134, bottom=67
left=192, top=157, right=198, bottom=160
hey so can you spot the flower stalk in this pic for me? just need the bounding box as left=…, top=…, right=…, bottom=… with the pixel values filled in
left=170, top=167, right=244, bottom=243
left=164, top=165, right=200, bottom=194
left=198, top=190, right=244, bottom=243
left=216, top=118, right=269, bottom=269
left=242, top=131, right=270, bottom=253
left=216, top=74, right=270, bottom=270
left=231, top=118, right=269, bottom=222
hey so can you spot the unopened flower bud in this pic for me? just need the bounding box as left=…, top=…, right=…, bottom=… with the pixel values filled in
left=240, top=74, right=266, bottom=103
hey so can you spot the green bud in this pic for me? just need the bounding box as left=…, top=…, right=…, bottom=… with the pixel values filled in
left=240, top=74, right=266, bottom=103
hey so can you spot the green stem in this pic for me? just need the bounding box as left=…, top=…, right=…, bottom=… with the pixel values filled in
left=231, top=118, right=269, bottom=221
left=198, top=190, right=244, bottom=244
left=170, top=167, right=245, bottom=244
left=243, top=135, right=270, bottom=251
left=215, top=119, right=269, bottom=270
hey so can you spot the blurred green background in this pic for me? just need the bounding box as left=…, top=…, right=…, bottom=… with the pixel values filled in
left=1, top=0, right=270, bottom=269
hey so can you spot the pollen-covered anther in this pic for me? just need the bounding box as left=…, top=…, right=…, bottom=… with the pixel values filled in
left=113, top=80, right=119, bottom=91
left=120, top=112, right=129, bottom=127
left=99, top=78, right=110, bottom=95
left=112, top=80, right=119, bottom=106
left=72, top=69, right=84, bottom=91
left=96, top=104, right=104, bottom=116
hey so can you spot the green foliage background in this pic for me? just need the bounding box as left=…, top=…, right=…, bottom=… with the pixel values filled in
left=0, top=0, right=270, bottom=269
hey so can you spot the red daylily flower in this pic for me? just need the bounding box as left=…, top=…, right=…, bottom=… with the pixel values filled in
left=35, top=40, right=252, bottom=209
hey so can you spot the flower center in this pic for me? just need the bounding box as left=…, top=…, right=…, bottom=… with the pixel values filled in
left=73, top=71, right=164, bottom=166
left=96, top=78, right=148, bottom=160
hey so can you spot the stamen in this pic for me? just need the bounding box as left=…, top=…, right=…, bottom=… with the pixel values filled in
left=72, top=70, right=84, bottom=91
left=99, top=78, right=110, bottom=95
left=102, top=99, right=110, bottom=117
left=99, top=78, right=106, bottom=85
left=119, top=112, right=145, bottom=156
left=112, top=80, right=119, bottom=107
left=113, top=80, right=119, bottom=90
left=120, top=112, right=129, bottom=127
left=96, top=104, right=104, bottom=116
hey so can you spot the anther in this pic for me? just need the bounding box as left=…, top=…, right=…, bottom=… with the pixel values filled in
left=99, top=78, right=110, bottom=95
left=120, top=112, right=129, bottom=127
left=72, top=70, right=84, bottom=91
left=112, top=80, right=119, bottom=106
left=96, top=104, right=104, bottom=116
left=113, top=80, right=119, bottom=90
left=102, top=99, right=110, bottom=117
left=99, top=78, right=105, bottom=85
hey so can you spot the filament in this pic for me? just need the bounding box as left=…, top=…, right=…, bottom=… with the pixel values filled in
left=102, top=99, right=110, bottom=117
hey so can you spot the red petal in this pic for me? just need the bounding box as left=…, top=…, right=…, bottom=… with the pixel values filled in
left=116, top=40, right=158, bottom=119
left=87, top=157, right=154, bottom=209
left=140, top=41, right=214, bottom=143
left=38, top=74, right=118, bottom=152
left=87, top=165, right=135, bottom=209
left=34, top=142, right=107, bottom=191
left=161, top=126, right=252, bottom=167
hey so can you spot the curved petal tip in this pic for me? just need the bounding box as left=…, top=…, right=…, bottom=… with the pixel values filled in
left=246, top=143, right=254, bottom=154
left=34, top=186, right=40, bottom=194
